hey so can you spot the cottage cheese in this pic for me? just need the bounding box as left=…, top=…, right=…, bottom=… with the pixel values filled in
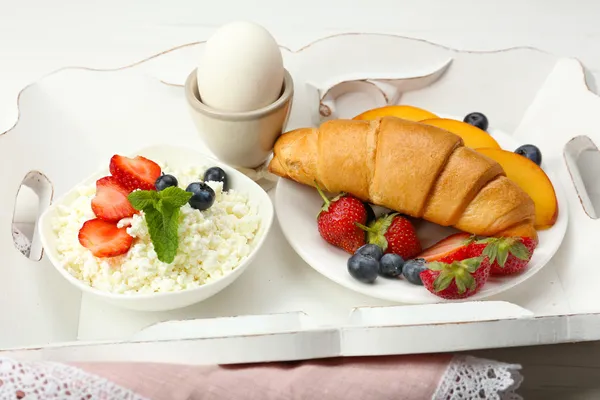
left=51, top=163, right=261, bottom=294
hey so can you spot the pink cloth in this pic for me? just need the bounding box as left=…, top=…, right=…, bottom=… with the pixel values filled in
left=73, top=354, right=452, bottom=400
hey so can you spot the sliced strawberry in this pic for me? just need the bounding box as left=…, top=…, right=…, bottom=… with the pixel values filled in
left=418, top=232, right=472, bottom=262
left=91, top=176, right=137, bottom=222
left=109, top=155, right=162, bottom=192
left=78, top=218, right=133, bottom=258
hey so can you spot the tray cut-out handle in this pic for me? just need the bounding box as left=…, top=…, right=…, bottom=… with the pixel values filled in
left=564, top=136, right=600, bottom=220
left=305, top=58, right=452, bottom=124
left=12, top=171, right=53, bottom=261
left=513, top=58, right=600, bottom=221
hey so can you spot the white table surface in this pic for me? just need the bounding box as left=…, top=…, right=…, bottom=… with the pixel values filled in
left=2, top=1, right=600, bottom=398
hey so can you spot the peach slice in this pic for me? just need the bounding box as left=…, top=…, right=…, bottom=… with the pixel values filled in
left=353, top=105, right=438, bottom=122
left=475, top=148, right=558, bottom=229
left=420, top=118, right=501, bottom=150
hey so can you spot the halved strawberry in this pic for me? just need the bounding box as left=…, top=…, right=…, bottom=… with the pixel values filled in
left=78, top=218, right=133, bottom=258
left=109, top=155, right=162, bottom=192
left=418, top=232, right=473, bottom=262
left=91, top=176, right=137, bottom=222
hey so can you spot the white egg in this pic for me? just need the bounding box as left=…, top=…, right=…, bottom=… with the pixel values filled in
left=197, top=21, right=285, bottom=113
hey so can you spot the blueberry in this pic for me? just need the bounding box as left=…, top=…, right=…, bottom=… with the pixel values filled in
left=186, top=182, right=216, bottom=210
left=463, top=112, right=489, bottom=131
left=155, top=174, right=178, bottom=191
left=379, top=253, right=405, bottom=278
left=347, top=254, right=379, bottom=284
left=402, top=258, right=427, bottom=285
left=355, top=244, right=383, bottom=260
left=203, top=167, right=228, bottom=191
left=364, top=202, right=376, bottom=224
left=514, top=144, right=542, bottom=166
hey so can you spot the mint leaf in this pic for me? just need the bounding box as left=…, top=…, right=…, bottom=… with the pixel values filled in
left=128, top=186, right=192, bottom=263
left=155, top=198, right=164, bottom=214
left=144, top=206, right=181, bottom=264
left=128, top=190, right=159, bottom=211
left=160, top=186, right=193, bottom=208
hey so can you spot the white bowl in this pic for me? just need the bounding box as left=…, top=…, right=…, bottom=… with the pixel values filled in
left=38, top=144, right=274, bottom=312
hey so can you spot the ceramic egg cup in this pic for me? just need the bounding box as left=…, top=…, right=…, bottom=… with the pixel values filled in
left=184, top=68, right=293, bottom=189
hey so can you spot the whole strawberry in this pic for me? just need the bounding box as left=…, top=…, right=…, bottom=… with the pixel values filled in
left=358, top=213, right=421, bottom=259
left=316, top=185, right=367, bottom=254
left=420, top=256, right=491, bottom=300
left=476, top=236, right=537, bottom=275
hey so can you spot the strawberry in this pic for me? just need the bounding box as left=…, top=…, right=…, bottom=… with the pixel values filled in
left=78, top=218, right=133, bottom=258
left=420, top=256, right=491, bottom=300
left=358, top=213, right=421, bottom=259
left=91, top=176, right=137, bottom=222
left=109, top=155, right=162, bottom=192
left=316, top=184, right=367, bottom=254
left=418, top=232, right=474, bottom=262
left=476, top=236, right=537, bottom=275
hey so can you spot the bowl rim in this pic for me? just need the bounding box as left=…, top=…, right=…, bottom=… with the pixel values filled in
left=185, top=68, right=294, bottom=121
left=38, top=144, right=274, bottom=301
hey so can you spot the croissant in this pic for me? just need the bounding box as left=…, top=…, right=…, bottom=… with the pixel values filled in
left=268, top=117, right=537, bottom=240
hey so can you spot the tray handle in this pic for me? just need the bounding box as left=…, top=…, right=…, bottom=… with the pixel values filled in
left=0, top=140, right=79, bottom=346
left=513, top=58, right=600, bottom=222
left=564, top=136, right=600, bottom=219
left=14, top=171, right=54, bottom=261
left=0, top=163, right=53, bottom=262
left=305, top=58, right=452, bottom=124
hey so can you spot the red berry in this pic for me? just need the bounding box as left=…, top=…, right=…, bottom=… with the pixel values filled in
left=359, top=213, right=421, bottom=259
left=477, top=236, right=537, bottom=275
left=78, top=218, right=133, bottom=258
left=91, top=176, right=137, bottom=222
left=420, top=256, right=491, bottom=300
left=109, top=155, right=162, bottom=192
left=418, top=232, right=473, bottom=262
left=316, top=185, right=367, bottom=254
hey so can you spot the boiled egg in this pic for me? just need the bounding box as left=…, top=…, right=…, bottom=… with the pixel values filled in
left=197, top=21, right=285, bottom=113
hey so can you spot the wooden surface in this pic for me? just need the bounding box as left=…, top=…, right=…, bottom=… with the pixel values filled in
left=472, top=343, right=600, bottom=399
left=3, top=0, right=600, bottom=397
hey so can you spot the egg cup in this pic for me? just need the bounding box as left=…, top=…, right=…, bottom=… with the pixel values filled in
left=184, top=68, right=293, bottom=187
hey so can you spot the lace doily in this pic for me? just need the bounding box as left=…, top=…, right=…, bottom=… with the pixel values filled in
left=0, top=357, right=147, bottom=400
left=433, top=355, right=523, bottom=400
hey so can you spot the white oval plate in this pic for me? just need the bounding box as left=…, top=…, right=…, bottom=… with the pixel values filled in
left=275, top=123, right=569, bottom=304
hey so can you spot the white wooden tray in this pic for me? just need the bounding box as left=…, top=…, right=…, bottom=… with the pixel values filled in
left=2, top=34, right=600, bottom=364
